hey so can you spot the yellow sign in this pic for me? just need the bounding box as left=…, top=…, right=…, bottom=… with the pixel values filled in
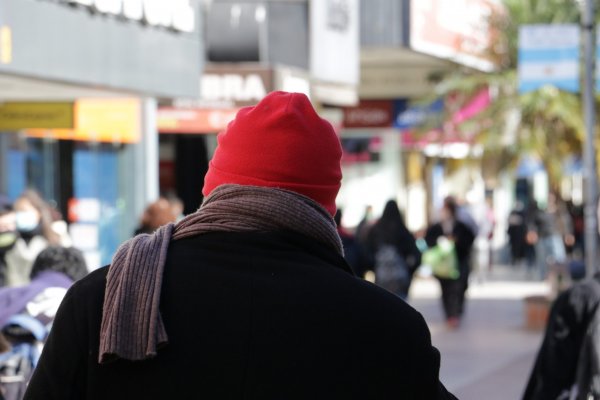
left=0, top=102, right=74, bottom=130
left=0, top=26, right=12, bottom=64
left=26, top=98, right=141, bottom=143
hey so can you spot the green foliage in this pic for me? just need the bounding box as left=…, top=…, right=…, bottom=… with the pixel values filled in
left=426, top=0, right=597, bottom=189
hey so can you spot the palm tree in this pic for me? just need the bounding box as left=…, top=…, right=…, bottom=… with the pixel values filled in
left=427, top=0, right=594, bottom=191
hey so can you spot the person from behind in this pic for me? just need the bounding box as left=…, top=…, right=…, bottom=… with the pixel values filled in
left=25, top=92, right=456, bottom=399
left=367, top=200, right=421, bottom=299
left=0, top=246, right=87, bottom=400
left=5, top=190, right=61, bottom=287
left=425, top=196, right=476, bottom=328
left=530, top=193, right=573, bottom=280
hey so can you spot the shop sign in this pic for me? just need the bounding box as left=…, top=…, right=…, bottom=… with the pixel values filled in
left=68, top=198, right=101, bottom=223
left=310, top=0, right=359, bottom=85
left=201, top=66, right=273, bottom=106
left=26, top=98, right=141, bottom=143
left=393, top=99, right=444, bottom=130
left=202, top=74, right=267, bottom=104
left=57, top=0, right=195, bottom=32
left=157, top=107, right=239, bottom=133
left=0, top=27, right=12, bottom=64
left=0, top=102, right=74, bottom=130
left=410, top=0, right=498, bottom=72
left=343, top=100, right=393, bottom=128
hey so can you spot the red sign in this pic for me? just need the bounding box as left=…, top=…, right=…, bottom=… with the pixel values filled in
left=342, top=100, right=394, bottom=128
left=157, top=108, right=240, bottom=134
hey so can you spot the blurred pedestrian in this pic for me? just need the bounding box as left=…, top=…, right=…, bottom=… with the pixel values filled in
left=530, top=193, right=573, bottom=280
left=567, top=201, right=584, bottom=259
left=355, top=205, right=373, bottom=244
left=0, top=196, right=17, bottom=288
left=25, top=92, right=456, bottom=399
left=0, top=246, right=87, bottom=400
left=425, top=196, right=476, bottom=328
left=334, top=209, right=363, bottom=277
left=4, top=190, right=61, bottom=287
left=354, top=205, right=375, bottom=276
left=507, top=201, right=529, bottom=267
left=366, top=200, right=421, bottom=299
left=134, top=197, right=177, bottom=235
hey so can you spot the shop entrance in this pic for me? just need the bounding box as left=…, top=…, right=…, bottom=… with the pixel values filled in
left=159, top=134, right=210, bottom=214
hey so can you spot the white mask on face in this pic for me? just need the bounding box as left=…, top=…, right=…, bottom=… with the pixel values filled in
left=16, top=211, right=40, bottom=232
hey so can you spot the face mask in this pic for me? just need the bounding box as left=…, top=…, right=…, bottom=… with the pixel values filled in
left=16, top=211, right=40, bottom=232
left=0, top=231, right=17, bottom=250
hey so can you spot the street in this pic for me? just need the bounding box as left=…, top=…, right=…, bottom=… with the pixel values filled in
left=409, top=266, right=550, bottom=400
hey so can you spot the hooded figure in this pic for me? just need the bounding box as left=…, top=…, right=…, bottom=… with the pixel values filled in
left=25, top=92, right=456, bottom=400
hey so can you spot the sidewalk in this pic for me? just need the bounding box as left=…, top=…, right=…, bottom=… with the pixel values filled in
left=408, top=265, right=549, bottom=400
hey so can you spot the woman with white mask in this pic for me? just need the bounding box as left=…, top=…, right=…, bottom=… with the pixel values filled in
left=4, top=190, right=61, bottom=287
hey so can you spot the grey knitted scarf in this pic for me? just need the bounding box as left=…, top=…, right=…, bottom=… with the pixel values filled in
left=99, top=184, right=343, bottom=364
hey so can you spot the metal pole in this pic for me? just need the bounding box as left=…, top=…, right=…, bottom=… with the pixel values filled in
left=583, top=0, right=598, bottom=277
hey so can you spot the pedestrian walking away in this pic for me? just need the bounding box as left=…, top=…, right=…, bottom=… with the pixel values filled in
left=366, top=200, right=421, bottom=299
left=425, top=196, right=476, bottom=329
left=25, top=92, right=457, bottom=400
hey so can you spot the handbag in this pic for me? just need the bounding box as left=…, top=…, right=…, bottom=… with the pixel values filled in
left=422, top=237, right=460, bottom=280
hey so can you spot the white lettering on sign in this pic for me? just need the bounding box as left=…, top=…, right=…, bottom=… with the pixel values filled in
left=202, top=74, right=267, bottom=103
left=62, top=0, right=195, bottom=32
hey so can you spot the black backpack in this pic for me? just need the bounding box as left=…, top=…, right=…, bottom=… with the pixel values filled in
left=374, top=244, right=410, bottom=297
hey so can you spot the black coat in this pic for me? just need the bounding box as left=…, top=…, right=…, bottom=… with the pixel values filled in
left=523, top=275, right=600, bottom=400
left=25, top=231, right=456, bottom=400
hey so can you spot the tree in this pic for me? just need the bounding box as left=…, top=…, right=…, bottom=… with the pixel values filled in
left=427, top=0, right=594, bottom=191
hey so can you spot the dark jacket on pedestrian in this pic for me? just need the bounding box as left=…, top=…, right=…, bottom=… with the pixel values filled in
left=523, top=274, right=600, bottom=400
left=425, top=220, right=475, bottom=272
left=25, top=230, right=455, bottom=400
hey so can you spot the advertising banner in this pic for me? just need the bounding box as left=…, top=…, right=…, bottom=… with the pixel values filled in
left=410, top=0, right=497, bottom=72
left=0, top=102, right=73, bottom=130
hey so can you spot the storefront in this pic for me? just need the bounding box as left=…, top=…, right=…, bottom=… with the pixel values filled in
left=0, top=0, right=201, bottom=268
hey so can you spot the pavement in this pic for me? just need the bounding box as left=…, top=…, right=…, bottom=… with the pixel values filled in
left=408, top=265, right=550, bottom=400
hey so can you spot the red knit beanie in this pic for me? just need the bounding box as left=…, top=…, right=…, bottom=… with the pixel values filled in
left=202, top=91, right=342, bottom=216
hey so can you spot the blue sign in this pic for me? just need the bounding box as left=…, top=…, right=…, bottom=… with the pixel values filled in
left=518, top=24, right=580, bottom=93
left=393, top=99, right=444, bottom=130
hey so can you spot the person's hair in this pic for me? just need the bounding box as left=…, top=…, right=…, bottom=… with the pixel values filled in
left=377, top=200, right=409, bottom=235
left=139, top=198, right=177, bottom=233
left=443, top=196, right=458, bottom=218
left=16, top=189, right=60, bottom=245
left=30, top=246, right=88, bottom=282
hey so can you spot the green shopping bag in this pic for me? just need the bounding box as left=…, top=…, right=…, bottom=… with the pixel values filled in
left=422, top=238, right=460, bottom=279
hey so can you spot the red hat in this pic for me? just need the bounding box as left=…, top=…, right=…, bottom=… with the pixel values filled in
left=202, top=91, right=342, bottom=216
